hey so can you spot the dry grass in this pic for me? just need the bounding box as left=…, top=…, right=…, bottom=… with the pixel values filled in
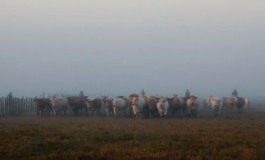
left=1, top=107, right=265, bottom=160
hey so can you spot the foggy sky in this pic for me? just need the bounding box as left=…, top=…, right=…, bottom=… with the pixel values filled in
left=1, top=0, right=265, bottom=98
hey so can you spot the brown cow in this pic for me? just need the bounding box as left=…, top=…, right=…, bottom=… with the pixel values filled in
left=128, top=94, right=139, bottom=118
left=167, top=96, right=185, bottom=118
left=236, top=97, right=246, bottom=113
left=222, top=96, right=237, bottom=111
left=146, top=96, right=159, bottom=118
left=67, top=96, right=88, bottom=116
left=34, top=98, right=52, bottom=116
left=222, top=96, right=246, bottom=113
left=87, top=97, right=103, bottom=116
left=128, top=94, right=149, bottom=118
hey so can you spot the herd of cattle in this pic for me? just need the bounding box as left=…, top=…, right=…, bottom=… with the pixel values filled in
left=34, top=94, right=250, bottom=118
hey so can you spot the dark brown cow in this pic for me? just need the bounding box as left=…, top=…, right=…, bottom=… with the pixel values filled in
left=236, top=97, right=246, bottom=113
left=146, top=96, right=159, bottom=118
left=167, top=96, right=185, bottom=118
left=67, top=96, right=88, bottom=116
left=34, top=98, right=52, bottom=116
left=87, top=97, right=103, bottom=116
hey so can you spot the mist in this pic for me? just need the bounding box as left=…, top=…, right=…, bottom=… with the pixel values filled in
left=1, top=0, right=265, bottom=99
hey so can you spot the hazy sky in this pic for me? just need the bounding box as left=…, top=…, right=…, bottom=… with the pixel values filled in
left=1, top=0, right=265, bottom=98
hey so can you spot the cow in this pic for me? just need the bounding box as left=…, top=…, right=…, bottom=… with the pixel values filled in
left=222, top=96, right=248, bottom=113
left=131, top=95, right=147, bottom=118
left=167, top=96, right=185, bottom=118
left=51, top=97, right=69, bottom=116
left=202, top=98, right=209, bottom=109
left=207, top=96, right=222, bottom=116
left=34, top=98, right=52, bottom=116
left=128, top=94, right=144, bottom=118
left=243, top=97, right=250, bottom=110
left=222, top=96, right=237, bottom=112
left=156, top=97, right=169, bottom=119
left=146, top=96, right=159, bottom=118
left=183, top=96, right=198, bottom=117
left=87, top=97, right=103, bottom=116
left=102, top=97, right=114, bottom=117
left=67, top=96, right=88, bottom=116
left=112, top=97, right=127, bottom=117
left=236, top=97, right=246, bottom=113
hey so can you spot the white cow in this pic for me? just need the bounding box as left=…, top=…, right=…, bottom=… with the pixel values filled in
left=102, top=97, right=114, bottom=117
left=207, top=96, right=222, bottom=116
left=185, top=96, right=198, bottom=117
left=243, top=97, right=250, bottom=110
left=156, top=97, right=169, bottom=118
left=112, top=97, right=127, bottom=117
left=51, top=97, right=69, bottom=116
left=131, top=96, right=147, bottom=118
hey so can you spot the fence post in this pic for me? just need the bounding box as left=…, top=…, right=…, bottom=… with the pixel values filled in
left=0, top=97, right=2, bottom=116
left=0, top=97, right=39, bottom=116
left=14, top=98, right=17, bottom=114
left=5, top=98, right=8, bottom=115
left=24, top=98, right=27, bottom=113
left=3, top=97, right=6, bottom=116
left=32, top=98, right=35, bottom=113
left=1, top=97, right=3, bottom=115
left=22, top=98, right=24, bottom=113
left=16, top=98, right=19, bottom=114
left=0, top=97, right=2, bottom=115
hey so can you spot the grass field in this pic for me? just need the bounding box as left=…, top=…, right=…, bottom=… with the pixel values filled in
left=1, top=106, right=265, bottom=160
